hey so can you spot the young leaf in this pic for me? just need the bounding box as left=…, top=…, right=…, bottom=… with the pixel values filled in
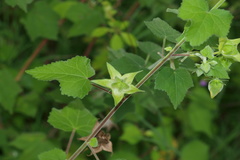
left=48, top=100, right=97, bottom=136
left=154, top=67, right=193, bottom=109
left=144, top=18, right=181, bottom=43
left=120, top=123, right=143, bottom=145
left=26, top=56, right=95, bottom=99
left=0, top=69, right=22, bottom=113
left=88, top=137, right=98, bottom=148
left=120, top=32, right=138, bottom=47
left=200, top=46, right=214, bottom=59
left=38, top=148, right=66, bottom=160
left=21, top=1, right=59, bottom=41
left=178, top=0, right=233, bottom=46
left=110, top=34, right=124, bottom=50
left=208, top=79, right=224, bottom=98
left=4, top=0, right=33, bottom=12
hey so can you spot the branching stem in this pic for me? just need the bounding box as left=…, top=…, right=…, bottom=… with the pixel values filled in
left=67, top=38, right=185, bottom=160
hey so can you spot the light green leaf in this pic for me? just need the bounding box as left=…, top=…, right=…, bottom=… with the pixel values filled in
left=110, top=34, right=124, bottom=50
left=38, top=148, right=66, bottom=160
left=155, top=67, right=193, bottom=109
left=144, top=18, right=181, bottom=43
left=48, top=100, right=97, bottom=136
left=138, top=41, right=162, bottom=60
left=200, top=45, right=214, bottom=59
left=89, top=137, right=98, bottom=148
left=92, top=63, right=143, bottom=106
left=4, top=0, right=33, bottom=12
left=120, top=32, right=138, bottom=47
left=21, top=1, right=59, bottom=41
left=208, top=78, right=224, bottom=98
left=26, top=56, right=95, bottom=99
left=0, top=69, right=22, bottom=113
left=180, top=140, right=209, bottom=160
left=178, top=0, right=233, bottom=46
left=120, top=123, right=143, bottom=145
left=91, top=27, right=109, bottom=37
left=200, top=62, right=211, bottom=73
left=53, top=1, right=78, bottom=18
left=205, top=61, right=229, bottom=79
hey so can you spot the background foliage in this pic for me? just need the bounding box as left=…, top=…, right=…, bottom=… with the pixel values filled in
left=1, top=0, right=240, bottom=159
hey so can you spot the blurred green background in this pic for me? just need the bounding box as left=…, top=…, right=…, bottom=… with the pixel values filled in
left=0, top=0, right=240, bottom=160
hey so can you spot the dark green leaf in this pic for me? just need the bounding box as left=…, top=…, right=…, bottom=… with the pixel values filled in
left=21, top=1, right=59, bottom=41
left=38, top=148, right=66, bottom=160
left=155, top=67, right=193, bottom=109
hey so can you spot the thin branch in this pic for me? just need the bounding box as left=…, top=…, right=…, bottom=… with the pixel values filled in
left=124, top=2, right=140, bottom=20
left=15, top=39, right=48, bottom=81
left=67, top=38, right=186, bottom=160
left=172, top=53, right=190, bottom=56
left=92, top=83, right=112, bottom=94
left=84, top=38, right=97, bottom=57
left=66, top=129, right=76, bottom=155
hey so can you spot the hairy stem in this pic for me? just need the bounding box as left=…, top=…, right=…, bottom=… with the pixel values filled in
left=68, top=38, right=185, bottom=160
left=66, top=129, right=76, bottom=155
left=87, top=144, right=100, bottom=160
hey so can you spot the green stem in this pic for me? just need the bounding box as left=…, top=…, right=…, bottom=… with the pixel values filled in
left=211, top=0, right=225, bottom=10
left=68, top=37, right=185, bottom=160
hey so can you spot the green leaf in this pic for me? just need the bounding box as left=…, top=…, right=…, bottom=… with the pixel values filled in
left=21, top=1, right=59, bottom=41
left=180, top=140, right=209, bottom=160
left=4, top=0, right=33, bottom=12
left=38, top=148, right=66, bottom=160
left=205, top=61, right=229, bottom=79
left=110, top=34, right=124, bottom=50
left=120, top=32, right=138, bottom=47
left=47, top=100, right=97, bottom=136
left=154, top=67, right=193, bottom=109
left=15, top=92, right=39, bottom=117
left=66, top=3, right=104, bottom=37
left=0, top=69, right=22, bottom=113
left=200, top=45, right=214, bottom=59
left=144, top=18, right=181, bottom=43
left=208, top=78, right=224, bottom=98
left=53, top=1, right=78, bottom=18
left=138, top=41, right=162, bottom=60
left=178, top=0, right=233, bottom=46
left=10, top=133, right=46, bottom=150
left=91, top=27, right=109, bottom=37
left=89, top=137, right=98, bottom=148
left=26, top=56, right=95, bottom=99
left=188, top=102, right=213, bottom=137
left=120, top=123, right=143, bottom=145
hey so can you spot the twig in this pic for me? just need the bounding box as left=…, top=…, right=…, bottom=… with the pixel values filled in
left=124, top=2, right=140, bottom=20
left=92, top=83, right=112, bottom=94
left=67, top=38, right=185, bottom=160
left=66, top=129, right=76, bottom=155
left=84, top=38, right=97, bottom=57
left=15, top=39, right=48, bottom=81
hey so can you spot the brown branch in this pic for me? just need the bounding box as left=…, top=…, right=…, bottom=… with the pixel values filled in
left=66, top=129, right=76, bottom=155
left=92, top=83, right=111, bottom=94
left=124, top=2, right=140, bottom=20
left=15, top=39, right=48, bottom=81
left=84, top=38, right=97, bottom=57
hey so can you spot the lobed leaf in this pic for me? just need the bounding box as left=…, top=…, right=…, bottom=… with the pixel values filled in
left=154, top=67, right=193, bottom=109
left=26, top=56, right=95, bottom=99
left=47, top=100, right=97, bottom=136
left=178, top=0, right=233, bottom=46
